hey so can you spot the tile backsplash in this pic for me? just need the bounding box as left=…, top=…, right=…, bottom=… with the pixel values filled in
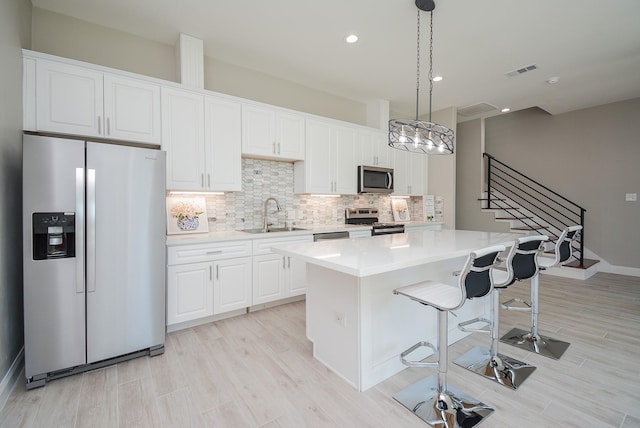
left=202, top=159, right=424, bottom=232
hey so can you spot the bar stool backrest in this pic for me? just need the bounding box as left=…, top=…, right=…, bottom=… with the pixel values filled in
left=459, top=245, right=505, bottom=300
left=557, top=225, right=582, bottom=265
left=492, top=235, right=548, bottom=288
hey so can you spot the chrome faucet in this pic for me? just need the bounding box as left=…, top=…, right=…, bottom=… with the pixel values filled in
left=263, top=197, right=282, bottom=231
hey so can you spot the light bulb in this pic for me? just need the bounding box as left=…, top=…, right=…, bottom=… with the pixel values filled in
left=413, top=131, right=421, bottom=148
left=437, top=145, right=444, bottom=153
left=398, top=127, right=408, bottom=143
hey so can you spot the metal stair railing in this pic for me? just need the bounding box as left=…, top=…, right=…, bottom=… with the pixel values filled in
left=483, top=153, right=586, bottom=267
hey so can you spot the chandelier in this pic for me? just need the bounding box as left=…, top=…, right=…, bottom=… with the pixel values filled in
left=388, top=0, right=454, bottom=155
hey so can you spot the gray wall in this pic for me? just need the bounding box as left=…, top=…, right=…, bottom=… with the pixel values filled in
left=31, top=7, right=367, bottom=126
left=458, top=100, right=640, bottom=269
left=455, top=119, right=509, bottom=232
left=0, top=0, right=31, bottom=386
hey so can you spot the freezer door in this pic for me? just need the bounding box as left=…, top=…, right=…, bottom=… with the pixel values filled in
left=23, top=135, right=86, bottom=379
left=86, top=142, right=166, bottom=363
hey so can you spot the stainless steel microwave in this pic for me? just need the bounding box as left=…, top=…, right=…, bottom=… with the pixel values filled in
left=357, top=165, right=393, bottom=194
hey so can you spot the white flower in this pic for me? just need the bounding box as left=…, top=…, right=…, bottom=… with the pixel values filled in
left=170, top=200, right=204, bottom=220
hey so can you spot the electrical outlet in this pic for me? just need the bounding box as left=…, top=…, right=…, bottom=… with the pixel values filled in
left=334, top=311, right=346, bottom=327
left=625, top=193, right=637, bottom=202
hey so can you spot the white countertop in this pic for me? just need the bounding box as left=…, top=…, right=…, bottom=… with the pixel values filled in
left=271, top=229, right=526, bottom=277
left=165, top=224, right=372, bottom=246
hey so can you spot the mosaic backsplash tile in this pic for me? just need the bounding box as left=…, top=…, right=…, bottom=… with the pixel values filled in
left=203, top=159, right=425, bottom=231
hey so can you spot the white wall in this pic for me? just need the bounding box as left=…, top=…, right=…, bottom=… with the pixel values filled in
left=0, top=0, right=31, bottom=399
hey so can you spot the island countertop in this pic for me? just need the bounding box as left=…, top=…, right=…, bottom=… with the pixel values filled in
left=272, top=229, right=526, bottom=277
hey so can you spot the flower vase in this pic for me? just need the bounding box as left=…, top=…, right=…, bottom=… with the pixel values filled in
left=177, top=217, right=199, bottom=231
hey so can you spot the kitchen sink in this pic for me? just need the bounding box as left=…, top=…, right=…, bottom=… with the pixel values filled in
left=241, top=227, right=307, bottom=234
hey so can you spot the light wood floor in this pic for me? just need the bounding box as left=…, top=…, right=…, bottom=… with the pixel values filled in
left=2, top=272, right=640, bottom=428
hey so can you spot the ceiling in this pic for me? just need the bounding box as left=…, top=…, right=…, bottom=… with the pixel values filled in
left=32, top=0, right=640, bottom=121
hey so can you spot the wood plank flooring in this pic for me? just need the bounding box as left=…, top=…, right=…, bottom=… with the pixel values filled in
left=1, top=272, right=639, bottom=427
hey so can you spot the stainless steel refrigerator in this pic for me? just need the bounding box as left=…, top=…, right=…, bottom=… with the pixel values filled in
left=22, top=134, right=166, bottom=389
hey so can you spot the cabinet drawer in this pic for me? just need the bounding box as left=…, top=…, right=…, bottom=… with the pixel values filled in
left=252, top=235, right=313, bottom=256
left=168, top=240, right=252, bottom=265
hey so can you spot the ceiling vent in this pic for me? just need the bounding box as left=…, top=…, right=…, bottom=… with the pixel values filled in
left=506, top=64, right=538, bottom=77
left=457, top=102, right=498, bottom=117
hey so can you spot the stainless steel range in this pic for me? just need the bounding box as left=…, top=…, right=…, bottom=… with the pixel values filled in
left=345, top=208, right=405, bottom=236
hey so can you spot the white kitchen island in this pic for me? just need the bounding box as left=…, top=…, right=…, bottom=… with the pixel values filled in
left=272, top=229, right=525, bottom=391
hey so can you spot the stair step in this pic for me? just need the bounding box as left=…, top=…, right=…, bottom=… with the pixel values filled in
left=564, top=258, right=600, bottom=269
left=511, top=226, right=549, bottom=231
left=496, top=216, right=533, bottom=220
left=483, top=207, right=521, bottom=211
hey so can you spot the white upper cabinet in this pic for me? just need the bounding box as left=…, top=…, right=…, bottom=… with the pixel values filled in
left=204, top=96, right=242, bottom=192
left=36, top=59, right=103, bottom=138
left=294, top=119, right=356, bottom=195
left=393, top=149, right=426, bottom=196
left=103, top=75, right=161, bottom=144
left=34, top=58, right=161, bottom=144
left=358, top=129, right=391, bottom=168
left=242, top=104, right=305, bottom=161
left=161, top=87, right=206, bottom=191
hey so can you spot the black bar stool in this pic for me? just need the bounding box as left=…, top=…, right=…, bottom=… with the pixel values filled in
left=392, top=245, right=504, bottom=428
left=500, top=225, right=582, bottom=359
left=454, top=236, right=545, bottom=389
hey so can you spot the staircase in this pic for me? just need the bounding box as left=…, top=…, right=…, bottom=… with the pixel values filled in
left=480, top=153, right=599, bottom=279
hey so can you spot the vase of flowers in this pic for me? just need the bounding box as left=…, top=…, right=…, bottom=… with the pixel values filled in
left=170, top=199, right=204, bottom=231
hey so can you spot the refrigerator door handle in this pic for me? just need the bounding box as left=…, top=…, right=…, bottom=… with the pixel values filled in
left=75, top=168, right=85, bottom=293
left=87, top=168, right=97, bottom=293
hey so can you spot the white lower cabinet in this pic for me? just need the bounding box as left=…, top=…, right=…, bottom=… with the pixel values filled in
left=252, top=235, right=313, bottom=305
left=167, top=262, right=213, bottom=325
left=213, top=257, right=252, bottom=314
left=166, top=240, right=252, bottom=327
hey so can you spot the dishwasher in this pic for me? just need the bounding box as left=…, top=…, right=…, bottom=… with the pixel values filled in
left=313, top=231, right=350, bottom=242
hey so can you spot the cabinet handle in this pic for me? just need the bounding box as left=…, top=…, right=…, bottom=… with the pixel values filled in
left=209, top=265, right=212, bottom=280
left=107, top=117, right=110, bottom=135
left=288, top=257, right=291, bottom=269
left=273, top=142, right=276, bottom=154
left=201, top=173, right=204, bottom=188
left=282, top=256, right=285, bottom=269
left=97, top=116, right=102, bottom=134
left=216, top=264, right=219, bottom=280
left=208, top=174, right=211, bottom=188
left=277, top=142, right=281, bottom=154
left=205, top=250, right=222, bottom=255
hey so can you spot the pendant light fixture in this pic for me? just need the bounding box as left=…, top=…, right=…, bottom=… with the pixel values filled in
left=388, top=0, right=454, bottom=155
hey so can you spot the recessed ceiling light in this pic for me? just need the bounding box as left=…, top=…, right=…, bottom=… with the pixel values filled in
left=546, top=76, right=560, bottom=84
left=433, top=76, right=443, bottom=82
left=501, top=108, right=511, bottom=113
left=345, top=34, right=358, bottom=44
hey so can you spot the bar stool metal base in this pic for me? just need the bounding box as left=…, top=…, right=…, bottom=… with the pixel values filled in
left=453, top=346, right=536, bottom=390
left=500, top=327, right=570, bottom=360
left=392, top=376, right=494, bottom=428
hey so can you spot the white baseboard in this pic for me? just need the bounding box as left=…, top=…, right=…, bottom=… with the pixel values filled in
left=0, top=347, right=24, bottom=412
left=598, top=264, right=640, bottom=277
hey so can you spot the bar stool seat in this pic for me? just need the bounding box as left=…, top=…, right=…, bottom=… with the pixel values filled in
left=454, top=236, right=545, bottom=389
left=500, top=225, right=582, bottom=360
left=392, top=245, right=504, bottom=428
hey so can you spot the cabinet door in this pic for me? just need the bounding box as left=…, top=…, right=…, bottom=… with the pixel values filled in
left=204, top=96, right=242, bottom=191
left=408, top=154, right=426, bottom=195
left=334, top=126, right=357, bottom=195
left=36, top=59, right=103, bottom=137
left=285, top=257, right=307, bottom=296
left=253, top=254, right=286, bottom=305
left=213, top=257, right=252, bottom=314
left=276, top=112, right=305, bottom=160
left=374, top=131, right=392, bottom=168
left=162, top=88, right=205, bottom=191
left=167, top=262, right=213, bottom=325
left=357, top=131, right=377, bottom=166
left=303, top=119, right=333, bottom=193
left=241, top=104, right=276, bottom=157
left=103, top=75, right=161, bottom=144
left=393, top=149, right=410, bottom=195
